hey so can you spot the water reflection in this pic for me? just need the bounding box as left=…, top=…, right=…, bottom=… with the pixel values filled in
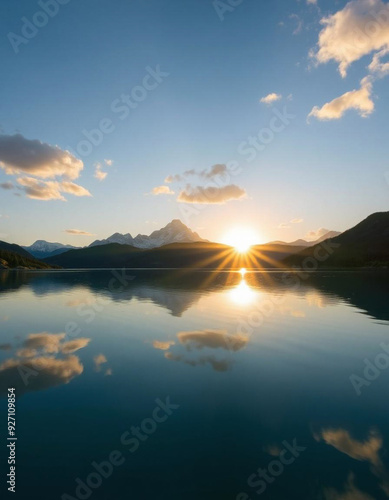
left=0, top=270, right=389, bottom=499
left=316, top=428, right=383, bottom=467
left=1, top=269, right=388, bottom=321
left=229, top=278, right=258, bottom=306
left=316, top=427, right=389, bottom=498
left=0, top=354, right=84, bottom=397
left=155, top=329, right=249, bottom=372
left=324, top=474, right=375, bottom=500
left=93, top=353, right=112, bottom=376
left=164, top=351, right=232, bottom=372
left=152, top=340, right=175, bottom=351
left=0, top=332, right=91, bottom=397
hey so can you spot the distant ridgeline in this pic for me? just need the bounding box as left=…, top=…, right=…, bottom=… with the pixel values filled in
left=44, top=212, right=389, bottom=269
left=283, top=212, right=389, bottom=268
left=1, top=212, right=388, bottom=270
left=0, top=242, right=59, bottom=270
left=43, top=241, right=304, bottom=269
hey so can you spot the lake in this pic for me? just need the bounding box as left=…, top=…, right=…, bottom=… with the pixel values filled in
left=0, top=269, right=388, bottom=499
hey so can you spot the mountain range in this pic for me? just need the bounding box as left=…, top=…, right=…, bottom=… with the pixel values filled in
left=20, top=220, right=207, bottom=259
left=0, top=246, right=58, bottom=270
left=43, top=241, right=306, bottom=269
left=284, top=212, right=389, bottom=268
left=20, top=220, right=335, bottom=259
left=269, top=230, right=341, bottom=247
left=22, top=240, right=78, bottom=259
left=89, top=219, right=206, bottom=249
left=1, top=212, right=388, bottom=269
left=44, top=212, right=389, bottom=269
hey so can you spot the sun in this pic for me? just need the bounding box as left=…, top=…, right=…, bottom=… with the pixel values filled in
left=222, top=227, right=262, bottom=253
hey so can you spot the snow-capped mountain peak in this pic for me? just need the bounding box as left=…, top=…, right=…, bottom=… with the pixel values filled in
left=89, top=220, right=206, bottom=249
left=22, top=240, right=78, bottom=259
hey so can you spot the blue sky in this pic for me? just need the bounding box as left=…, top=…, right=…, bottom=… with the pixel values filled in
left=0, top=0, right=388, bottom=246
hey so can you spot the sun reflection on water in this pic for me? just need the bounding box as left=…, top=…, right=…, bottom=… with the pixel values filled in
left=229, top=270, right=257, bottom=306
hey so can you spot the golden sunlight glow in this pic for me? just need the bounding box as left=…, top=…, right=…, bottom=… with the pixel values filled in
left=229, top=279, right=257, bottom=306
left=222, top=227, right=262, bottom=253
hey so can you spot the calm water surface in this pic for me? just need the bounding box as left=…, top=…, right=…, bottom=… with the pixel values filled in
left=0, top=269, right=388, bottom=499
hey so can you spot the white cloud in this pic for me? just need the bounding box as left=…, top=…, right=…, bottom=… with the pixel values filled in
left=308, top=0, right=389, bottom=121
left=277, top=218, right=303, bottom=228
left=165, top=164, right=229, bottom=184
left=60, top=181, right=92, bottom=197
left=308, top=76, right=374, bottom=120
left=65, top=229, right=95, bottom=236
left=177, top=184, right=246, bottom=204
left=0, top=134, right=91, bottom=201
left=260, top=93, right=282, bottom=104
left=15, top=177, right=64, bottom=201
left=368, top=46, right=389, bottom=74
left=305, top=227, right=331, bottom=240
left=94, top=163, right=107, bottom=181
left=199, top=164, right=228, bottom=179
left=0, top=181, right=14, bottom=190
left=0, top=134, right=82, bottom=179
left=94, top=159, right=113, bottom=181
left=165, top=174, right=182, bottom=183
left=290, top=14, right=303, bottom=35
left=161, top=165, right=247, bottom=205
left=152, top=185, right=175, bottom=195
left=16, top=177, right=91, bottom=201
left=307, top=0, right=317, bottom=4
left=311, top=0, right=389, bottom=78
